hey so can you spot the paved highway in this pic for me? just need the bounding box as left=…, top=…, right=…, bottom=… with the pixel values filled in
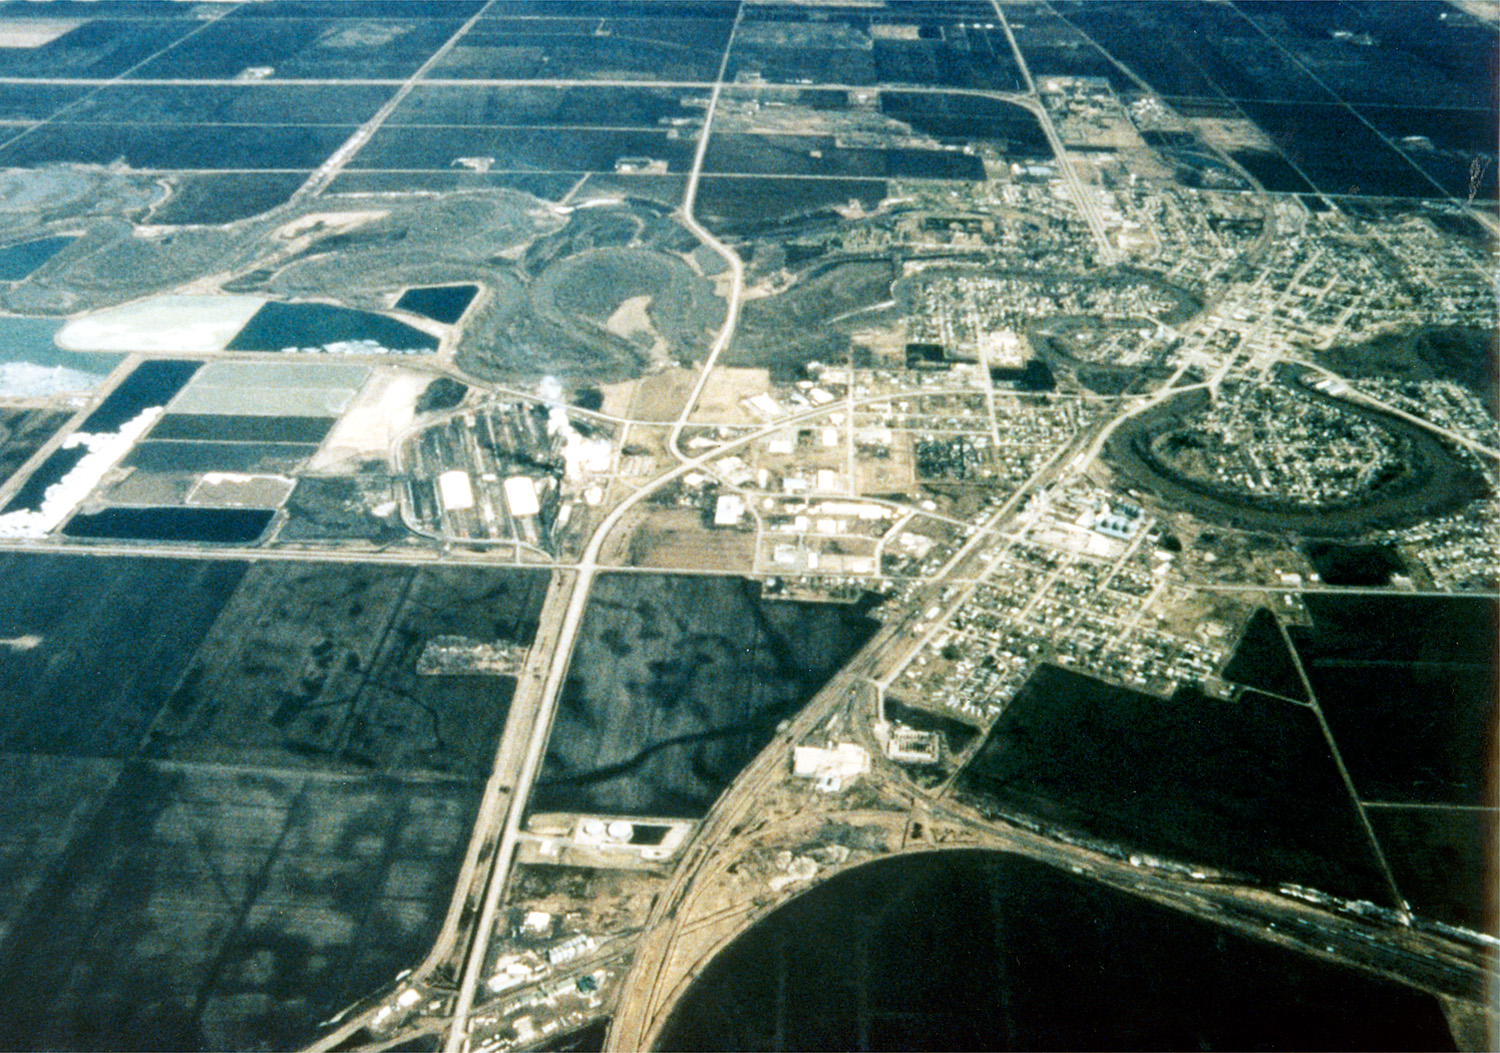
left=444, top=22, right=769, bottom=1043
left=294, top=0, right=496, bottom=201
left=441, top=566, right=580, bottom=1053
left=441, top=463, right=702, bottom=1050
left=668, top=6, right=746, bottom=463
left=439, top=375, right=788, bottom=1048
left=602, top=335, right=1499, bottom=1047
left=609, top=648, right=1489, bottom=1050
left=993, top=3, right=1119, bottom=267
left=1294, top=361, right=1500, bottom=462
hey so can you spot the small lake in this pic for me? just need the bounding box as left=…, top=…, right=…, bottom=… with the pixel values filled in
left=0, top=236, right=75, bottom=281
left=395, top=284, right=479, bottom=325
left=62, top=506, right=274, bottom=544
left=226, top=302, right=438, bottom=353
left=658, top=851, right=1456, bottom=1051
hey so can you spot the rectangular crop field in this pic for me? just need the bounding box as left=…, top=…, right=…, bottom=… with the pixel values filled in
left=532, top=573, right=879, bottom=817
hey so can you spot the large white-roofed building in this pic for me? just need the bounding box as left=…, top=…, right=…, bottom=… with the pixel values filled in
left=504, top=475, right=540, bottom=517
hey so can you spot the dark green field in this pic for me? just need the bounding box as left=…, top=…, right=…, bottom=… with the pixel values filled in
left=532, top=574, right=879, bottom=818
left=0, top=554, right=546, bottom=1050
left=955, top=664, right=1394, bottom=903
left=0, top=408, right=71, bottom=492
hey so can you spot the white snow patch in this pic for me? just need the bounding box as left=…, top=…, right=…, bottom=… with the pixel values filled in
left=0, top=406, right=161, bottom=538
left=0, top=361, right=107, bottom=397
left=283, top=339, right=430, bottom=355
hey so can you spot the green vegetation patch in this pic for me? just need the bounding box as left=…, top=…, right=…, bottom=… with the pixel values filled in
left=955, top=664, right=1394, bottom=903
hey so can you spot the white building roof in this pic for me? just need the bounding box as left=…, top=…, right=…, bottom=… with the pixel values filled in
left=714, top=493, right=746, bottom=526
left=438, top=470, right=474, bottom=511
left=504, top=475, right=540, bottom=517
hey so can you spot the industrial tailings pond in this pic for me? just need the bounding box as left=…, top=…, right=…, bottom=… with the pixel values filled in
left=0, top=316, right=121, bottom=398
left=56, top=295, right=438, bottom=355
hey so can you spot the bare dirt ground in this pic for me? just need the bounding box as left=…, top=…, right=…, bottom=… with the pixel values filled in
left=1193, top=117, right=1278, bottom=152
left=628, top=368, right=700, bottom=422
left=855, top=434, right=916, bottom=495
left=306, top=367, right=428, bottom=473
left=625, top=507, right=758, bottom=572
left=688, top=366, right=772, bottom=426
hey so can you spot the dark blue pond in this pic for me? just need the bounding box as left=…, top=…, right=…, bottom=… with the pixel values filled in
left=0, top=445, right=86, bottom=515
left=659, top=851, right=1456, bottom=1052
left=79, top=359, right=200, bottom=433
left=62, top=506, right=274, bottom=544
left=226, top=302, right=438, bottom=353
left=0, top=237, right=75, bottom=281
left=395, top=284, right=479, bottom=325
